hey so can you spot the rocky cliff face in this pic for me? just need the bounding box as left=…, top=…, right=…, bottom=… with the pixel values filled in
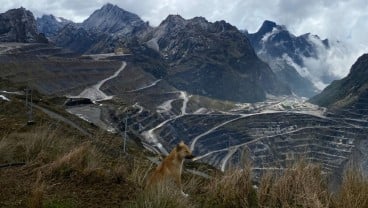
left=82, top=3, right=149, bottom=36
left=54, top=23, right=106, bottom=54
left=55, top=5, right=291, bottom=102
left=36, top=14, right=72, bottom=37
left=246, top=20, right=330, bottom=97
left=143, top=15, right=291, bottom=102
left=0, top=7, right=48, bottom=43
left=248, top=20, right=329, bottom=65
left=54, top=23, right=135, bottom=54
left=54, top=3, right=149, bottom=54
left=310, top=53, right=368, bottom=109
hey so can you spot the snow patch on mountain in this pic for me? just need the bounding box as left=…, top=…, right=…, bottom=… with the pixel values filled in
left=55, top=16, right=62, bottom=22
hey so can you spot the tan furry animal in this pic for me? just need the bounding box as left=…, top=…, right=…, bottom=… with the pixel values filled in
left=146, top=141, right=195, bottom=196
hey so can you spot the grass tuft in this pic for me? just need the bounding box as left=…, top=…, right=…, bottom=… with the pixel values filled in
left=203, top=166, right=257, bottom=208
left=28, top=171, right=46, bottom=208
left=0, top=124, right=75, bottom=165
left=44, top=142, right=105, bottom=181
left=126, top=182, right=194, bottom=208
left=257, top=161, right=330, bottom=208
left=332, top=168, right=368, bottom=208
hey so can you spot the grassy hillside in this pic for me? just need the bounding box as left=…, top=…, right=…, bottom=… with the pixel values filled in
left=1, top=87, right=368, bottom=207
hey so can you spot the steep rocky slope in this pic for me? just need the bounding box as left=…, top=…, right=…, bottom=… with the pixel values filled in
left=36, top=14, right=72, bottom=37
left=143, top=15, right=291, bottom=102
left=53, top=5, right=291, bottom=102
left=54, top=3, right=149, bottom=54
left=54, top=24, right=109, bottom=54
left=310, top=53, right=368, bottom=109
left=82, top=3, right=149, bottom=36
left=246, top=20, right=330, bottom=97
left=0, top=7, right=47, bottom=43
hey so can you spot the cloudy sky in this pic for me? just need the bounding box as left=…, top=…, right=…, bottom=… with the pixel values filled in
left=1, top=0, right=367, bottom=79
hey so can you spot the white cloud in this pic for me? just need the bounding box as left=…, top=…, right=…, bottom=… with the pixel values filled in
left=300, top=34, right=367, bottom=90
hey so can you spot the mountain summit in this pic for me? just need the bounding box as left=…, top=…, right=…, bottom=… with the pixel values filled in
left=53, top=3, right=151, bottom=54
left=143, top=16, right=291, bottom=102
left=248, top=20, right=329, bottom=65
left=82, top=3, right=149, bottom=35
left=246, top=20, right=331, bottom=97
left=0, top=7, right=48, bottom=43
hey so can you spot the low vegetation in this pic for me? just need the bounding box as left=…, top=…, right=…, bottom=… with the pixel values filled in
left=257, top=162, right=330, bottom=208
left=332, top=169, right=368, bottom=208
left=1, top=96, right=368, bottom=208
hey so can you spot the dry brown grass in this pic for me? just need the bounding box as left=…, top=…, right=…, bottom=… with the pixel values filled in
left=122, top=157, right=195, bottom=208
left=127, top=157, right=154, bottom=188
left=28, top=172, right=45, bottom=208
left=332, top=169, right=368, bottom=208
left=43, top=142, right=107, bottom=181
left=203, top=165, right=257, bottom=208
left=257, top=161, right=331, bottom=208
left=2, top=120, right=368, bottom=208
left=0, top=124, right=76, bottom=165
left=127, top=182, right=194, bottom=208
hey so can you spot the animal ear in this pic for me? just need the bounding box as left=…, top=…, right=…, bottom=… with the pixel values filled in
left=176, top=140, right=184, bottom=150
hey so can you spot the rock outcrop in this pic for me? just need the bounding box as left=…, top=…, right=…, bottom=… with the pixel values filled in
left=246, top=20, right=330, bottom=97
left=310, top=53, right=368, bottom=109
left=0, top=7, right=48, bottom=43
left=143, top=15, right=291, bottom=102
left=82, top=3, right=150, bottom=36
left=36, top=14, right=72, bottom=37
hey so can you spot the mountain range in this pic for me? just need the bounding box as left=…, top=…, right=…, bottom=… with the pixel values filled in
left=35, top=4, right=347, bottom=101
left=1, top=4, right=357, bottom=102
left=36, top=4, right=292, bottom=102
left=141, top=15, right=290, bottom=102
left=1, top=4, right=368, bottom=179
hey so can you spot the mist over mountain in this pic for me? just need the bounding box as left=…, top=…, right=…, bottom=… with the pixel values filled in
left=310, top=53, right=368, bottom=109
left=246, top=20, right=350, bottom=97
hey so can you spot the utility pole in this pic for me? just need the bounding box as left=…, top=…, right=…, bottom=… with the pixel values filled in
left=123, top=117, right=128, bottom=153
left=25, top=87, right=34, bottom=125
